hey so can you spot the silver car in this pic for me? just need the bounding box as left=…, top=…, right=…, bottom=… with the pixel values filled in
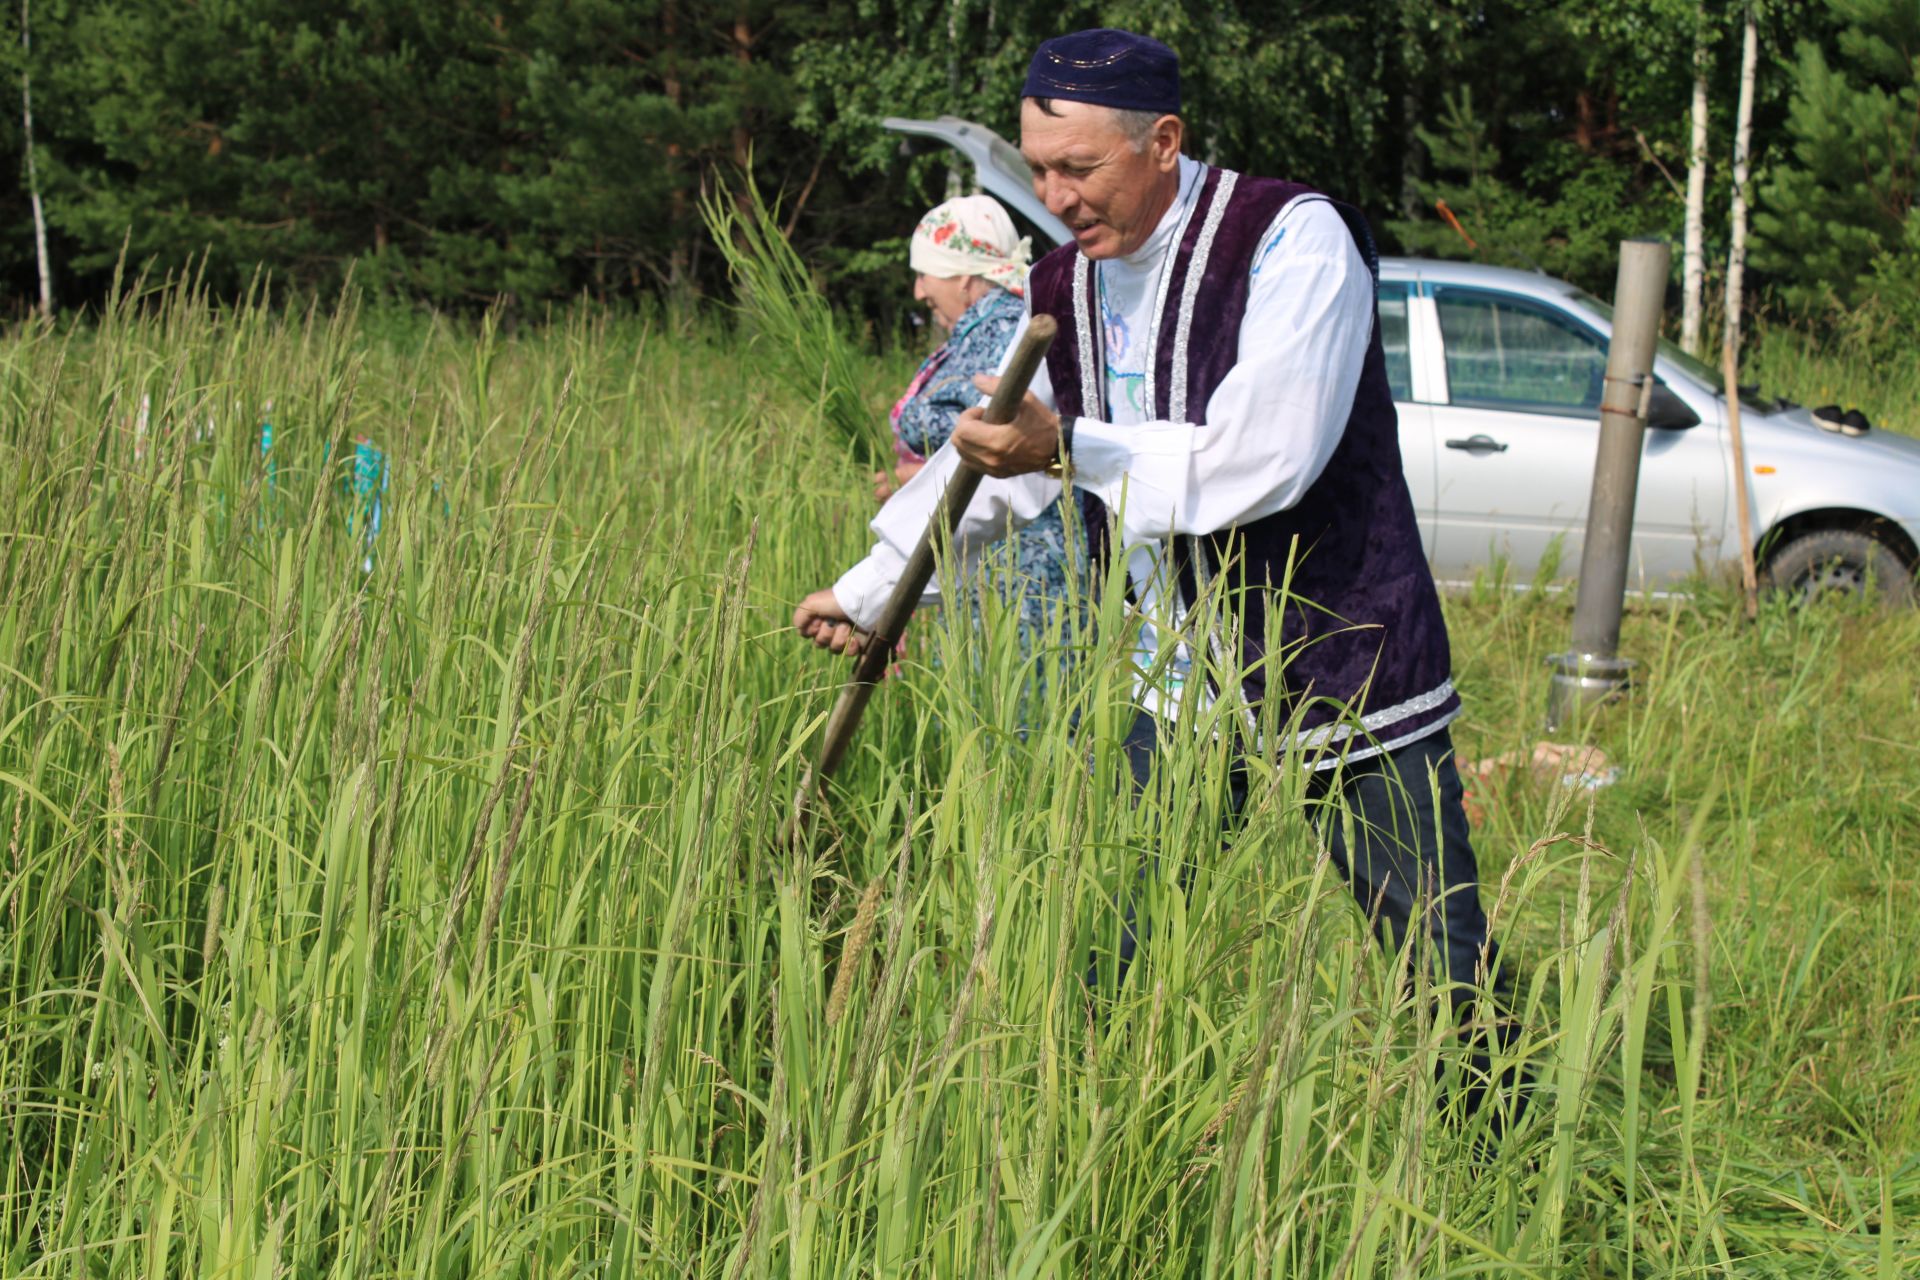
left=887, top=116, right=1920, bottom=602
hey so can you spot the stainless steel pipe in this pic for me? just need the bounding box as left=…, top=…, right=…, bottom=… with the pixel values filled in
left=1548, top=238, right=1672, bottom=732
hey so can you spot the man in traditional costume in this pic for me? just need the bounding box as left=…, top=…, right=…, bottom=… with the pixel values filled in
left=795, top=28, right=1515, bottom=1106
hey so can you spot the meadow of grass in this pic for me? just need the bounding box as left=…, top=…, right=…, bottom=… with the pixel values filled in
left=1, top=282, right=1915, bottom=1276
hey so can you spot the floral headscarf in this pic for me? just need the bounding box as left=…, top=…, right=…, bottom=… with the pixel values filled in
left=909, top=195, right=1031, bottom=297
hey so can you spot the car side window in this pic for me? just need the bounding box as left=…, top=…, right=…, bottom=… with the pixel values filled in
left=1435, top=287, right=1606, bottom=416
left=1376, top=283, right=1413, bottom=402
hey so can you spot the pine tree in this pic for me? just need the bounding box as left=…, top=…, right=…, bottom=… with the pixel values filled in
left=1752, top=0, right=1918, bottom=310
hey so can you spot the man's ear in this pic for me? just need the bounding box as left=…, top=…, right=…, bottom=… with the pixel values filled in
left=1153, top=115, right=1184, bottom=170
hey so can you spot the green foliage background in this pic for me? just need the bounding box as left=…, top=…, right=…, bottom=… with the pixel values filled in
left=0, top=0, right=1913, bottom=333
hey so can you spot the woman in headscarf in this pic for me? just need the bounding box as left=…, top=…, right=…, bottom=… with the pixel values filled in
left=878, top=194, right=1080, bottom=663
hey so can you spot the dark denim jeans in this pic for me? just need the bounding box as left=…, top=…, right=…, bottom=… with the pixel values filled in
left=1104, top=710, right=1505, bottom=1004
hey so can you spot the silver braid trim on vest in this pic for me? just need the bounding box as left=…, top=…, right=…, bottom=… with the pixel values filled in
left=1166, top=169, right=1255, bottom=739
left=1290, top=678, right=1460, bottom=752
left=1142, top=177, right=1203, bottom=416
left=1169, top=168, right=1239, bottom=423
left=1071, top=252, right=1098, bottom=411
left=1294, top=699, right=1462, bottom=771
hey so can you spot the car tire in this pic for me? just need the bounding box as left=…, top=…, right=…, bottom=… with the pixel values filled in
left=1760, top=528, right=1916, bottom=608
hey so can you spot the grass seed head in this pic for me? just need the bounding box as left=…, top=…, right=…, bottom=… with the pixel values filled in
left=201, top=883, right=225, bottom=969
left=826, top=877, right=883, bottom=1028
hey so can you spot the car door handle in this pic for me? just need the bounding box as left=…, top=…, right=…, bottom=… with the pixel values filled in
left=1445, top=434, right=1509, bottom=453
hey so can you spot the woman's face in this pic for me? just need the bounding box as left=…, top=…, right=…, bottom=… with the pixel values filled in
left=915, top=273, right=983, bottom=332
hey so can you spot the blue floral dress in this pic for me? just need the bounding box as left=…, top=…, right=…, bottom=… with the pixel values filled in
left=892, top=287, right=1081, bottom=657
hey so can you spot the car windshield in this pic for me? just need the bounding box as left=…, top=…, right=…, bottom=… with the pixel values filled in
left=1574, top=290, right=1777, bottom=412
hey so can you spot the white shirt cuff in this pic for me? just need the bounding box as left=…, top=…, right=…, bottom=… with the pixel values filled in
left=1069, top=416, right=1131, bottom=491
left=830, top=547, right=907, bottom=633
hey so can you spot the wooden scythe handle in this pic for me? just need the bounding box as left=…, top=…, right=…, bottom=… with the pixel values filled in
left=790, top=315, right=1058, bottom=829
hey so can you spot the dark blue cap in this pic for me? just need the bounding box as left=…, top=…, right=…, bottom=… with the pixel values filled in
left=1022, top=28, right=1181, bottom=116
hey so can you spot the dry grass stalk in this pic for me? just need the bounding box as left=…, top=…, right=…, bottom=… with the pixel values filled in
left=368, top=673, right=423, bottom=935
left=829, top=823, right=915, bottom=1158
left=7, top=793, right=22, bottom=925
left=105, top=741, right=130, bottom=905
left=281, top=605, right=357, bottom=782
left=326, top=605, right=367, bottom=766
left=200, top=882, right=226, bottom=969
left=826, top=876, right=882, bottom=1028
left=425, top=738, right=522, bottom=1027
left=146, top=621, right=204, bottom=804
left=468, top=753, right=541, bottom=994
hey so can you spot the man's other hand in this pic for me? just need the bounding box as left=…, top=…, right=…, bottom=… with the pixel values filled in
left=794, top=588, right=867, bottom=655
left=873, top=459, right=924, bottom=503
left=954, top=375, right=1060, bottom=477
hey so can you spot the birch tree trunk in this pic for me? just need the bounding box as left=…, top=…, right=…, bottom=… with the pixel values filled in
left=946, top=0, right=966, bottom=199
left=20, top=0, right=52, bottom=318
left=1724, top=8, right=1758, bottom=348
left=1723, top=5, right=1760, bottom=617
left=1681, top=4, right=1711, bottom=355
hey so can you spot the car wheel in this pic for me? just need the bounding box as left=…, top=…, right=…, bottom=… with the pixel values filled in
left=1760, top=529, right=1916, bottom=608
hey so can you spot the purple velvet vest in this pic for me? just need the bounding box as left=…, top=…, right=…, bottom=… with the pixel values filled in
left=1030, top=167, right=1459, bottom=755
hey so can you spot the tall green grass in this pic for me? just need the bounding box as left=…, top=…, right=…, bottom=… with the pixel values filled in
left=700, top=175, right=890, bottom=463
left=1, top=284, right=1913, bottom=1276
left=1746, top=318, right=1920, bottom=437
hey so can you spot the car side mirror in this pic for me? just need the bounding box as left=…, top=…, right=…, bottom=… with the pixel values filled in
left=1647, top=381, right=1700, bottom=429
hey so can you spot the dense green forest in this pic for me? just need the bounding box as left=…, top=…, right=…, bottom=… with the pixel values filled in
left=0, top=0, right=1914, bottom=337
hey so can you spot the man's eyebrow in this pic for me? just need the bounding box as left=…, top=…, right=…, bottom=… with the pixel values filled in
left=1022, top=149, right=1102, bottom=170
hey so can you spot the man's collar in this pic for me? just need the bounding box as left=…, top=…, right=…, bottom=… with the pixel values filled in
left=1116, top=154, right=1204, bottom=270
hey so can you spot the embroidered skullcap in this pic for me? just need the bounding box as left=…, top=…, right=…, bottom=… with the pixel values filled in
left=908, top=195, right=1031, bottom=297
left=1022, top=28, right=1181, bottom=116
